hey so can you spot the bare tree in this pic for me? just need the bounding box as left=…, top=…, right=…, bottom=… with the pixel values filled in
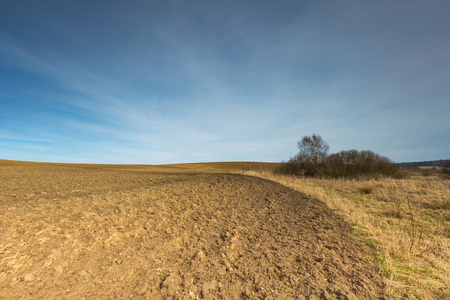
left=292, top=134, right=329, bottom=176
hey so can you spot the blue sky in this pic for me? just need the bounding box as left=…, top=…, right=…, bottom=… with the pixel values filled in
left=0, top=1, right=449, bottom=164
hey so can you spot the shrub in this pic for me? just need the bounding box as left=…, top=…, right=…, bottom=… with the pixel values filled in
left=442, top=161, right=450, bottom=177
left=277, top=135, right=401, bottom=179
left=322, top=150, right=401, bottom=179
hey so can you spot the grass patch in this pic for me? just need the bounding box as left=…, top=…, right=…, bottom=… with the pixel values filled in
left=366, top=238, right=381, bottom=249
left=358, top=186, right=374, bottom=194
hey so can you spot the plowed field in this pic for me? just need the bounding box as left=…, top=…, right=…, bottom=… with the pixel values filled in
left=0, top=161, right=385, bottom=299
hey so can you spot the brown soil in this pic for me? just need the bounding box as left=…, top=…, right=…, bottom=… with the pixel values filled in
left=0, top=161, right=385, bottom=299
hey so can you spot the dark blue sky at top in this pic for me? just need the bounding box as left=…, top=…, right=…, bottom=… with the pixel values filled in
left=0, top=0, right=449, bottom=163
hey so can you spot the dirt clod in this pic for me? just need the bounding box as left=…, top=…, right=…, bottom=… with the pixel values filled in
left=23, top=273, right=34, bottom=282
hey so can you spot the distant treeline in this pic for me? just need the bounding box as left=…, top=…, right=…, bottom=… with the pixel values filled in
left=397, top=160, right=450, bottom=169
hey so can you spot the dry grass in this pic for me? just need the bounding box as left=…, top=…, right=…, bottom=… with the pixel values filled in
left=245, top=171, right=449, bottom=299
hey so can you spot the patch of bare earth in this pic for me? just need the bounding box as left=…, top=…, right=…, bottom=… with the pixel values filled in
left=0, top=163, right=385, bottom=299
